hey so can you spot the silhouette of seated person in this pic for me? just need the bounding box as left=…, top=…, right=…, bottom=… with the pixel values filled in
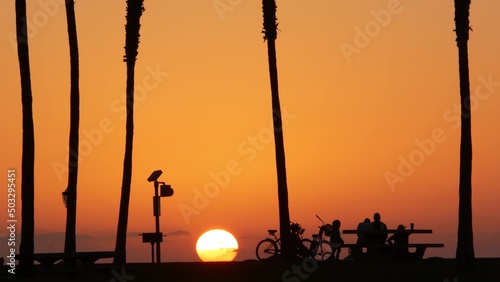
left=367, top=212, right=388, bottom=258
left=350, top=218, right=373, bottom=258
left=329, top=219, right=344, bottom=260
left=387, top=224, right=410, bottom=260
left=370, top=212, right=388, bottom=244
left=356, top=218, right=373, bottom=245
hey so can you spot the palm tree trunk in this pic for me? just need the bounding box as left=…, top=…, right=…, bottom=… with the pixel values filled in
left=114, top=0, right=144, bottom=265
left=16, top=0, right=35, bottom=276
left=63, top=0, right=80, bottom=263
left=454, top=0, right=475, bottom=271
left=262, top=0, right=293, bottom=260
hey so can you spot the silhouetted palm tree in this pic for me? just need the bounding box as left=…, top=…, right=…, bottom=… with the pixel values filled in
left=114, top=0, right=145, bottom=265
left=63, top=0, right=80, bottom=264
left=16, top=0, right=35, bottom=276
left=262, top=0, right=293, bottom=260
left=454, top=0, right=475, bottom=271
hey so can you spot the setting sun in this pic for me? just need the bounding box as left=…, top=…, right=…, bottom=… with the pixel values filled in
left=196, top=230, right=238, bottom=262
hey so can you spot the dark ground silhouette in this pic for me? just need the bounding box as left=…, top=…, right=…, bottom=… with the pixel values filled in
left=1, top=258, right=499, bottom=282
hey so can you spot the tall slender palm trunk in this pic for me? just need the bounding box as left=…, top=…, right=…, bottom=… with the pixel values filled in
left=262, top=0, right=293, bottom=260
left=64, top=0, right=80, bottom=261
left=114, top=0, right=145, bottom=265
left=16, top=0, right=35, bottom=276
left=454, top=0, right=475, bottom=271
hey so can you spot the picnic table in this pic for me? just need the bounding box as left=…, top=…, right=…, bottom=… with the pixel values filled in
left=343, top=229, right=433, bottom=234
left=340, top=228, right=444, bottom=261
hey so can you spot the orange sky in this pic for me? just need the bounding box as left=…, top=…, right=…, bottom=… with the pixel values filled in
left=1, top=0, right=500, bottom=262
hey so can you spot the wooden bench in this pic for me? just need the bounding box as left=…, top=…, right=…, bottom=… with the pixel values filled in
left=17, top=251, right=124, bottom=268
left=339, top=243, right=444, bottom=260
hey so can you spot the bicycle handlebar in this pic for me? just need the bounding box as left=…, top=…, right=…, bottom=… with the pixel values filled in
left=316, top=215, right=325, bottom=225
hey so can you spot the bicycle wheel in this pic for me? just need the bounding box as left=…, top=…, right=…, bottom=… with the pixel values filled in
left=315, top=241, right=333, bottom=261
left=307, top=238, right=319, bottom=258
left=322, top=250, right=332, bottom=261
left=299, top=238, right=313, bottom=258
left=256, top=239, right=278, bottom=261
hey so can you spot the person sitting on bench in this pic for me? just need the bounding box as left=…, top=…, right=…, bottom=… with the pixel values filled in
left=329, top=219, right=344, bottom=260
left=387, top=224, right=410, bottom=260
left=350, top=218, right=373, bottom=258
left=371, top=212, right=388, bottom=244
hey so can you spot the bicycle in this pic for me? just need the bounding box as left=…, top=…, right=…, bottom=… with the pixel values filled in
left=255, top=222, right=313, bottom=261
left=309, top=215, right=335, bottom=261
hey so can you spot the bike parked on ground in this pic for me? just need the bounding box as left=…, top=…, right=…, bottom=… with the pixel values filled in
left=309, top=215, right=334, bottom=261
left=256, top=222, right=313, bottom=261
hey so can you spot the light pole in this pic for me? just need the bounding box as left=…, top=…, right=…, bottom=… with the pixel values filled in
left=145, top=170, right=174, bottom=263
